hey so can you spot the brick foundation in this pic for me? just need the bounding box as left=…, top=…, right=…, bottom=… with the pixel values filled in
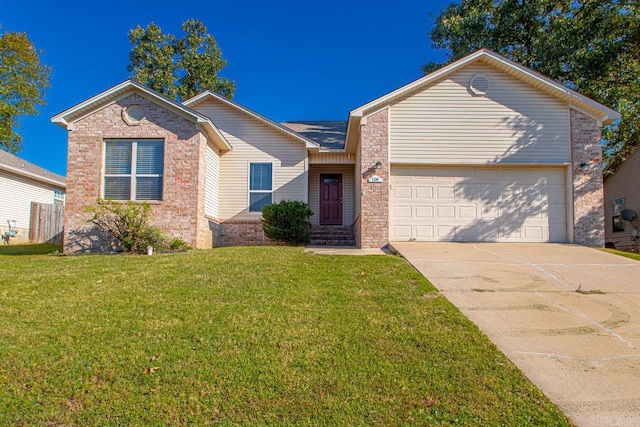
left=358, top=108, right=390, bottom=248
left=570, top=109, right=605, bottom=247
left=216, top=221, right=273, bottom=246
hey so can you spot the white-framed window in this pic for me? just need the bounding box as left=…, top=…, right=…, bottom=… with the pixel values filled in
left=249, top=162, right=273, bottom=212
left=53, top=190, right=65, bottom=206
left=612, top=197, right=625, bottom=232
left=104, top=140, right=164, bottom=201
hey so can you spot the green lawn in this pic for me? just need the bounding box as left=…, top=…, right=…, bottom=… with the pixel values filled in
left=0, top=246, right=571, bottom=425
left=602, top=248, right=640, bottom=261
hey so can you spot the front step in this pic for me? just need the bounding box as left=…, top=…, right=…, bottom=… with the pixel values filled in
left=310, top=226, right=356, bottom=246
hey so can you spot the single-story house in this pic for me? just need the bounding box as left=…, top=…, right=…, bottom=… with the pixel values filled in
left=604, top=149, right=640, bottom=251
left=52, top=49, right=619, bottom=253
left=0, top=149, right=66, bottom=243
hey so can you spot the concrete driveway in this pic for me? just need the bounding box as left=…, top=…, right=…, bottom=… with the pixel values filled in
left=391, top=242, right=640, bottom=427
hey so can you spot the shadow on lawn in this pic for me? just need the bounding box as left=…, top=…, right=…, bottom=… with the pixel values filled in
left=0, top=243, right=62, bottom=256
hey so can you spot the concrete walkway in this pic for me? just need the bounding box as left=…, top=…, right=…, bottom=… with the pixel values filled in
left=391, top=242, right=640, bottom=427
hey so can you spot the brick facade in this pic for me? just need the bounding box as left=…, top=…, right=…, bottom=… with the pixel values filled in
left=216, top=220, right=273, bottom=246
left=358, top=108, right=389, bottom=248
left=63, top=93, right=211, bottom=253
left=570, top=109, right=605, bottom=247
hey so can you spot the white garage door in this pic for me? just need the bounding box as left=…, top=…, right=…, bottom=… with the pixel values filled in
left=390, top=166, right=567, bottom=242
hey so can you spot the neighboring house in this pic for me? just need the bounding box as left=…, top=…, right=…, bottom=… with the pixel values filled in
left=52, top=49, right=619, bottom=253
left=0, top=149, right=66, bottom=243
left=604, top=149, right=640, bottom=251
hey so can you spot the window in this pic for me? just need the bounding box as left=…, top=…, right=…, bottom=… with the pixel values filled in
left=104, top=140, right=164, bottom=201
left=53, top=190, right=65, bottom=206
left=612, top=197, right=625, bottom=232
left=249, top=162, right=272, bottom=212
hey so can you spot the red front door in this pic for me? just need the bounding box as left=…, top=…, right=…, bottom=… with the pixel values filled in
left=319, top=174, right=343, bottom=225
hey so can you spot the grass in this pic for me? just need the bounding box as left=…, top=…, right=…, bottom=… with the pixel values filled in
left=0, top=242, right=62, bottom=255
left=602, top=248, right=640, bottom=262
left=0, top=246, right=572, bottom=425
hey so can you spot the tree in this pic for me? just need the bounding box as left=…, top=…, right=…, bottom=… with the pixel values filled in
left=0, top=29, right=50, bottom=153
left=128, top=19, right=235, bottom=101
left=425, top=0, right=640, bottom=171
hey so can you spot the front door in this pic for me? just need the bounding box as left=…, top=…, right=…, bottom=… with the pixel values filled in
left=319, top=174, right=343, bottom=225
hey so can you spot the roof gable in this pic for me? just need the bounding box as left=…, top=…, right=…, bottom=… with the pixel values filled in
left=184, top=91, right=319, bottom=149
left=51, top=80, right=232, bottom=152
left=345, top=49, right=621, bottom=153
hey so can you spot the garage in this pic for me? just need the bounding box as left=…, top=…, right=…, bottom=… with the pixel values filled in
left=390, top=166, right=567, bottom=242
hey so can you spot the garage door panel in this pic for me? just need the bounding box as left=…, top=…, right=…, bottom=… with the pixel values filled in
left=415, top=206, right=433, bottom=218
left=415, top=186, right=433, bottom=199
left=393, top=205, right=412, bottom=219
left=458, top=206, right=478, bottom=219
left=436, top=186, right=456, bottom=199
left=437, top=206, right=455, bottom=218
left=415, top=225, right=434, bottom=238
left=390, top=166, right=566, bottom=243
left=437, top=225, right=456, bottom=239
left=523, top=226, right=544, bottom=239
left=393, top=186, right=412, bottom=199
left=393, top=225, right=412, bottom=239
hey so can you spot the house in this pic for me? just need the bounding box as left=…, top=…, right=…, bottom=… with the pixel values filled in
left=0, top=149, right=66, bottom=243
left=52, top=49, right=619, bottom=253
left=604, top=149, right=640, bottom=251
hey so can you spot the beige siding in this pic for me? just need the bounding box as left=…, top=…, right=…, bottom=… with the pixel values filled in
left=0, top=170, right=62, bottom=239
left=604, top=150, right=640, bottom=251
left=204, top=143, right=220, bottom=218
left=309, top=151, right=355, bottom=164
left=389, top=63, right=571, bottom=165
left=194, top=99, right=308, bottom=221
left=308, top=165, right=355, bottom=226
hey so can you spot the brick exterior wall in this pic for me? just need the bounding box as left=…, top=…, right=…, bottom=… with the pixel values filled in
left=570, top=109, right=605, bottom=247
left=63, top=92, right=209, bottom=253
left=358, top=108, right=389, bottom=248
left=217, top=221, right=273, bottom=246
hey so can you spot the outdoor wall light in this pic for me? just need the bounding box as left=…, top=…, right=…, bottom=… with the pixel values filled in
left=375, top=160, right=382, bottom=170
left=580, top=162, right=589, bottom=171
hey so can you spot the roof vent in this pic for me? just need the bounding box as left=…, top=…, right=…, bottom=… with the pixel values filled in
left=469, top=74, right=490, bottom=96
left=122, top=104, right=145, bottom=125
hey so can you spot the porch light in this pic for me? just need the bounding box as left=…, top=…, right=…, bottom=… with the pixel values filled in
left=375, top=160, right=382, bottom=170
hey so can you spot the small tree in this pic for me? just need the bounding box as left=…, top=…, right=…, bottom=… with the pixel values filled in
left=87, top=199, right=170, bottom=253
left=262, top=200, right=313, bottom=245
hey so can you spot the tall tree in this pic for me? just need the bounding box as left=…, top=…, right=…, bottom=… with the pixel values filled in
left=0, top=29, right=50, bottom=153
left=128, top=19, right=235, bottom=101
left=426, top=0, right=640, bottom=171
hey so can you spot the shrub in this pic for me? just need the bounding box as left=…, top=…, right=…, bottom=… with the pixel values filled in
left=87, top=199, right=188, bottom=254
left=262, top=200, right=313, bottom=245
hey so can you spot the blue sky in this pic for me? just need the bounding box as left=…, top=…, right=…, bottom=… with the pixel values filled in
left=3, top=0, right=453, bottom=176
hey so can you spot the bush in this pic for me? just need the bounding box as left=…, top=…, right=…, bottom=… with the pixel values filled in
left=86, top=199, right=189, bottom=254
left=262, top=200, right=313, bottom=245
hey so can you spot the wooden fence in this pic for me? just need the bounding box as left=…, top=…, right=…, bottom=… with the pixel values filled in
left=29, top=202, right=65, bottom=245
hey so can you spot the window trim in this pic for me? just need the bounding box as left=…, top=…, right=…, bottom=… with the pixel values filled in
left=103, top=139, right=164, bottom=202
left=248, top=162, right=273, bottom=213
left=611, top=197, right=625, bottom=233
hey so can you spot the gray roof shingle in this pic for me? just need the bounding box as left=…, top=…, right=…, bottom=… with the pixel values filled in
left=281, top=121, right=347, bottom=149
left=0, top=149, right=66, bottom=187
